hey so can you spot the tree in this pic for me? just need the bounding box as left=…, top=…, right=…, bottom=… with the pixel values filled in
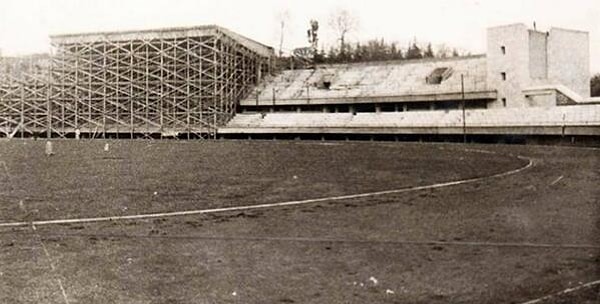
left=406, top=39, right=422, bottom=60
left=435, top=44, right=451, bottom=58
left=329, top=9, right=359, bottom=59
left=314, top=48, right=326, bottom=64
left=592, top=74, right=600, bottom=97
left=390, top=43, right=403, bottom=60
left=327, top=46, right=338, bottom=63
left=424, top=43, right=434, bottom=58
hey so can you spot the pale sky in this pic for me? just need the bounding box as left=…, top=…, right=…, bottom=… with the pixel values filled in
left=1, top=0, right=599, bottom=73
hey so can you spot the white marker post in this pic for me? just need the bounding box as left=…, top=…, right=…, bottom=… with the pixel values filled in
left=45, top=141, right=54, bottom=156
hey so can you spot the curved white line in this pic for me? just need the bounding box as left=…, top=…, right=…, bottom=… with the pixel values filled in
left=0, top=155, right=533, bottom=228
left=519, top=279, right=600, bottom=304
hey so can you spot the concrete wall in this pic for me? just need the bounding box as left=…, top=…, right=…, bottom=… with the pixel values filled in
left=547, top=28, right=590, bottom=98
left=525, top=92, right=556, bottom=107
left=486, top=24, right=531, bottom=108
left=529, top=30, right=548, bottom=79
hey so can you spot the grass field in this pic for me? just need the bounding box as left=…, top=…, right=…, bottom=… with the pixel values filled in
left=0, top=140, right=598, bottom=303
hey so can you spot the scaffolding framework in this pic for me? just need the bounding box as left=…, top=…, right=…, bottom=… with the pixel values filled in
left=0, top=55, right=50, bottom=138
left=0, top=26, right=273, bottom=139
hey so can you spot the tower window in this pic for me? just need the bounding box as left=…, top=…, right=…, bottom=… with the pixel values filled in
left=501, top=72, right=507, bottom=81
left=502, top=98, right=507, bottom=107
left=501, top=46, right=506, bottom=54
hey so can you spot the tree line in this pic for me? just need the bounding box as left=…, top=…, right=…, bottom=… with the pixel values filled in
left=313, top=39, right=464, bottom=64
left=277, top=39, right=466, bottom=69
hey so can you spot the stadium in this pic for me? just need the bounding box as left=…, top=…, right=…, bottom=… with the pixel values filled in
left=0, top=20, right=599, bottom=303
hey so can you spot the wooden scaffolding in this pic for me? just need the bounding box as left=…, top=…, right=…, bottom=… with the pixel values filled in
left=0, top=55, right=50, bottom=138
left=0, top=25, right=273, bottom=139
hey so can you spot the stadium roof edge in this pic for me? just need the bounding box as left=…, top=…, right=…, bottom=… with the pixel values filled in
left=314, top=54, right=486, bottom=69
left=549, top=27, right=589, bottom=35
left=50, top=25, right=274, bottom=58
left=487, top=23, right=527, bottom=29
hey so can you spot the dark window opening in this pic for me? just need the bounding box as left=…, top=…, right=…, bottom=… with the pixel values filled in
left=502, top=98, right=507, bottom=107
left=380, top=104, right=397, bottom=112
left=323, top=81, right=331, bottom=90
left=354, top=103, right=376, bottom=113
left=501, top=72, right=507, bottom=81
left=501, top=46, right=506, bottom=54
left=426, top=67, right=453, bottom=85
left=435, top=101, right=460, bottom=110
left=465, top=100, right=488, bottom=109
left=336, top=105, right=350, bottom=113
left=406, top=102, right=431, bottom=111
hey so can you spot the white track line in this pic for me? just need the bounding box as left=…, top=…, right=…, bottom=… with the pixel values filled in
left=519, top=279, right=600, bottom=304
left=550, top=175, right=564, bottom=185
left=0, top=155, right=533, bottom=228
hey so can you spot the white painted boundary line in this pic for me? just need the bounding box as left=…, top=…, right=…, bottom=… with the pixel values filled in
left=550, top=175, right=564, bottom=186
left=0, top=155, right=533, bottom=228
left=520, top=279, right=600, bottom=304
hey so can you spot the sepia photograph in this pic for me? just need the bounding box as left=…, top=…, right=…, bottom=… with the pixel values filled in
left=0, top=0, right=599, bottom=303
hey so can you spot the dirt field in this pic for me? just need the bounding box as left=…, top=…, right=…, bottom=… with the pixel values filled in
left=0, top=140, right=598, bottom=303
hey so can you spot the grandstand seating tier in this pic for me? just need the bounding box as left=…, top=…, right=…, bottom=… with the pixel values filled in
left=246, top=56, right=489, bottom=104
left=224, top=105, right=600, bottom=131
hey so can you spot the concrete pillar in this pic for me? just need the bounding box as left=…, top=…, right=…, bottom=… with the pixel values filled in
left=429, top=103, right=435, bottom=110
left=375, top=104, right=382, bottom=113
left=394, top=104, right=399, bottom=112
left=349, top=105, right=356, bottom=114
left=403, top=104, right=408, bottom=112
left=296, top=107, right=301, bottom=113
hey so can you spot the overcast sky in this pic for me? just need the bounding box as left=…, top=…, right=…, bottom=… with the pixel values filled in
left=1, top=0, right=599, bottom=73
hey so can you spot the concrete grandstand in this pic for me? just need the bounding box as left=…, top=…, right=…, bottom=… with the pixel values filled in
left=220, top=23, right=600, bottom=142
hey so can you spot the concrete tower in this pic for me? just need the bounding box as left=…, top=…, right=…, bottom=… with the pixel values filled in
left=486, top=23, right=590, bottom=108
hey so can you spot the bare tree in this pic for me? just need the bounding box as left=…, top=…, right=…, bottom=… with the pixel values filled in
left=275, top=10, right=291, bottom=57
left=328, top=9, right=359, bottom=57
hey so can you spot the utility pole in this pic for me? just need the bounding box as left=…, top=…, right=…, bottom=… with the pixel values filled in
left=461, top=74, right=466, bottom=143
